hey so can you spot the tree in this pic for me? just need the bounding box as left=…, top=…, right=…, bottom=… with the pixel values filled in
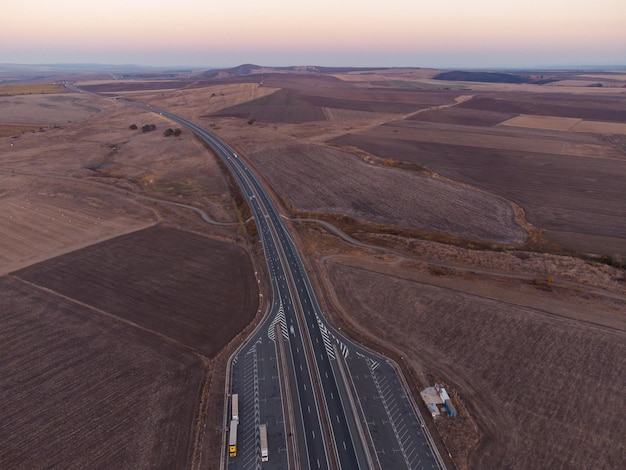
left=129, top=124, right=137, bottom=130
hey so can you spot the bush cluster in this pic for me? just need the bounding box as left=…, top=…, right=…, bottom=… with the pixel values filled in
left=163, top=128, right=182, bottom=137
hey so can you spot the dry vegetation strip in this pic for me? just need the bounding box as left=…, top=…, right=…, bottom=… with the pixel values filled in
left=327, top=261, right=626, bottom=470
left=0, top=82, right=66, bottom=96
left=0, top=123, right=43, bottom=137
left=0, top=276, right=205, bottom=469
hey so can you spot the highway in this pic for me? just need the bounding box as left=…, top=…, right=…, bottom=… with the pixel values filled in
left=103, top=92, right=444, bottom=470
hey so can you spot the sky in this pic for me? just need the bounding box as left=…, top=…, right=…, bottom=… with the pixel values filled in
left=2, top=0, right=625, bottom=69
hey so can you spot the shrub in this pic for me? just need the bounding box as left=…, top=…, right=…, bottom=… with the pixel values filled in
left=163, top=128, right=182, bottom=137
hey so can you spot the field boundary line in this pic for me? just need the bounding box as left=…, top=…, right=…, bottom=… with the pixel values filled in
left=10, top=275, right=210, bottom=358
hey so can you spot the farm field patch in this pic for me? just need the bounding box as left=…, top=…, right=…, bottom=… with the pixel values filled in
left=0, top=82, right=66, bottom=96
left=0, top=188, right=154, bottom=276
left=499, top=114, right=582, bottom=131
left=249, top=143, right=526, bottom=244
left=212, top=87, right=456, bottom=123
left=499, top=114, right=626, bottom=134
left=331, top=127, right=626, bottom=255
left=326, top=260, right=626, bottom=470
left=349, top=119, right=624, bottom=159
left=0, top=93, right=103, bottom=124
left=457, top=94, right=626, bottom=122
left=14, top=225, right=259, bottom=357
left=0, top=276, right=204, bottom=469
left=408, top=107, right=516, bottom=127
left=133, top=83, right=279, bottom=121
left=572, top=120, right=626, bottom=134
left=580, top=73, right=626, bottom=81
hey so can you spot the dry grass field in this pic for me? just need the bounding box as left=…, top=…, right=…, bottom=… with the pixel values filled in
left=0, top=185, right=154, bottom=276
left=1, top=96, right=240, bottom=276
left=0, top=123, right=43, bottom=137
left=0, top=82, right=66, bottom=96
left=0, top=93, right=102, bottom=124
left=571, top=120, right=626, bottom=134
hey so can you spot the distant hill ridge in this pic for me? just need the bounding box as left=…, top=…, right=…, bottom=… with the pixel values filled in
left=198, top=64, right=396, bottom=79
left=433, top=70, right=558, bottom=84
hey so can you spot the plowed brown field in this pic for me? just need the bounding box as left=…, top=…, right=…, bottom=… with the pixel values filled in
left=457, top=94, right=626, bottom=122
left=14, top=225, right=258, bottom=357
left=331, top=119, right=626, bottom=255
left=249, top=143, right=526, bottom=244
left=326, top=260, right=626, bottom=470
left=212, top=87, right=457, bottom=123
left=0, top=276, right=205, bottom=469
left=2, top=226, right=259, bottom=468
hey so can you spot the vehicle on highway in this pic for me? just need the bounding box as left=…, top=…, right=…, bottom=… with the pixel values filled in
left=228, top=419, right=238, bottom=458
left=259, top=423, right=269, bottom=462
left=231, top=393, right=239, bottom=422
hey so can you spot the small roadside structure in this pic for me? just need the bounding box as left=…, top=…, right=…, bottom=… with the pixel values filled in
left=435, top=383, right=458, bottom=417
left=421, top=384, right=458, bottom=418
left=420, top=387, right=443, bottom=417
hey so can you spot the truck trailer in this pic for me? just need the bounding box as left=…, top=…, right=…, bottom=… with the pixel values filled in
left=231, top=394, right=239, bottom=422
left=259, top=423, right=269, bottom=462
left=229, top=419, right=238, bottom=457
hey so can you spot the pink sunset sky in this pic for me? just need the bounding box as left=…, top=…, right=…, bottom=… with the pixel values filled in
left=2, top=0, right=625, bottom=68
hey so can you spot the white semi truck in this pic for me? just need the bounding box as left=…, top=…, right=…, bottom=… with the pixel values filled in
left=259, top=423, right=269, bottom=462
